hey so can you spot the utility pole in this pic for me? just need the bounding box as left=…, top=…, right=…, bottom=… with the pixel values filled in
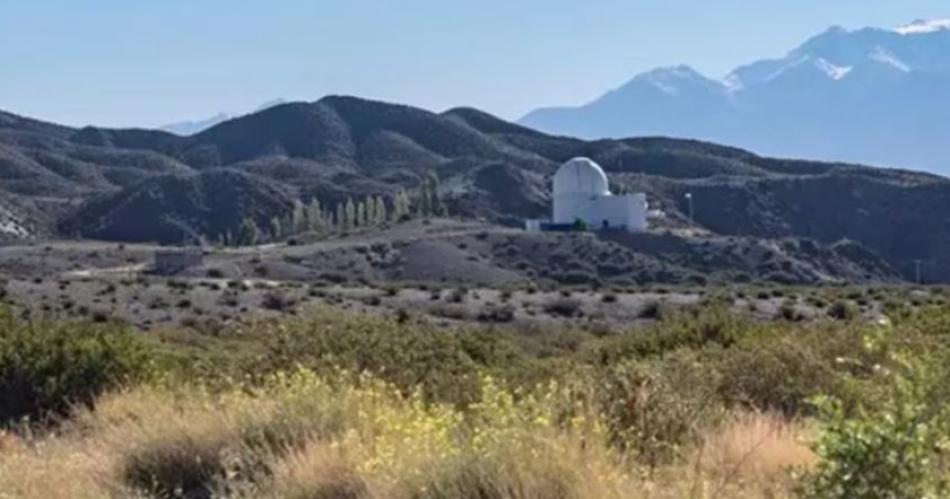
left=914, top=259, right=923, bottom=285
left=684, top=192, right=694, bottom=225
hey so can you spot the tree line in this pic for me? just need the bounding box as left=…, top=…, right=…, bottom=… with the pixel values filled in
left=221, top=176, right=448, bottom=247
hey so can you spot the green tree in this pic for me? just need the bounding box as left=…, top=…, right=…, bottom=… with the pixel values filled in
left=336, top=202, right=346, bottom=230
left=392, top=189, right=411, bottom=222
left=270, top=216, right=283, bottom=241
left=345, top=197, right=356, bottom=229
left=391, top=191, right=403, bottom=221
left=420, top=177, right=433, bottom=217
left=290, top=199, right=306, bottom=233
left=237, top=217, right=260, bottom=246
left=429, top=174, right=447, bottom=217
left=356, top=201, right=367, bottom=227
left=306, top=197, right=324, bottom=231
left=375, top=195, right=387, bottom=225
left=365, top=195, right=376, bottom=226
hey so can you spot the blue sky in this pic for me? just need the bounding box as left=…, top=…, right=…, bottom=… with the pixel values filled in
left=1, top=0, right=946, bottom=128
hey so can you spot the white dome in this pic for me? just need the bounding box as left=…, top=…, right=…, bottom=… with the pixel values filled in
left=553, top=157, right=610, bottom=196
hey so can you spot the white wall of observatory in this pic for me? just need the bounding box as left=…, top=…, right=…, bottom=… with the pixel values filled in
left=553, top=193, right=647, bottom=231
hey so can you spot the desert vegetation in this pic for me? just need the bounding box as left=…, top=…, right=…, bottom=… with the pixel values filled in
left=2, top=294, right=950, bottom=498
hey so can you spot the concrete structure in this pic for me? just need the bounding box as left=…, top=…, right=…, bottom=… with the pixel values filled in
left=153, top=248, right=204, bottom=275
left=549, top=157, right=647, bottom=232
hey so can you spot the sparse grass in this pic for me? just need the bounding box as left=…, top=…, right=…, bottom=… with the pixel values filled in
left=7, top=287, right=950, bottom=498
left=0, top=369, right=809, bottom=499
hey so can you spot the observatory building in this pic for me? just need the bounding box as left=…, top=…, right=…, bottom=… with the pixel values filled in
left=527, top=157, right=647, bottom=232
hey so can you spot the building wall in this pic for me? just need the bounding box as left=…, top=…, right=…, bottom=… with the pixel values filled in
left=553, top=193, right=647, bottom=232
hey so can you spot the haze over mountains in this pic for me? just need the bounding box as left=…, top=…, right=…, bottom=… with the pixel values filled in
left=520, top=19, right=950, bottom=174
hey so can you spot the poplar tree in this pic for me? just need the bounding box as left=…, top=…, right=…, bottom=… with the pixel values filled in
left=336, top=202, right=346, bottom=230
left=375, top=196, right=387, bottom=225
left=270, top=216, right=283, bottom=240
left=306, top=197, right=323, bottom=230
left=345, top=197, right=356, bottom=228
left=356, top=201, right=367, bottom=227
left=431, top=175, right=447, bottom=217
left=365, top=195, right=376, bottom=226
left=291, top=199, right=306, bottom=233
left=391, top=190, right=408, bottom=222
left=420, top=179, right=432, bottom=217
left=238, top=217, right=260, bottom=246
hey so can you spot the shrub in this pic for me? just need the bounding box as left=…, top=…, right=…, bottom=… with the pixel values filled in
left=476, top=303, right=515, bottom=323
left=597, top=353, right=726, bottom=465
left=776, top=302, right=803, bottom=322
left=713, top=332, right=846, bottom=415
left=601, top=292, right=618, bottom=304
left=262, top=291, right=295, bottom=312
left=801, top=338, right=949, bottom=498
left=257, top=307, right=482, bottom=406
left=361, top=295, right=382, bottom=307
left=543, top=298, right=583, bottom=318
left=429, top=303, right=470, bottom=321
left=0, top=307, right=150, bottom=423
left=447, top=287, right=468, bottom=303
left=638, top=300, right=663, bottom=320
left=828, top=300, right=857, bottom=321
left=595, top=307, right=758, bottom=364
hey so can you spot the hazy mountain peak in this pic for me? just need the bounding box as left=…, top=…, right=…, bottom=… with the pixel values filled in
left=896, top=19, right=950, bottom=35
left=518, top=20, right=950, bottom=173
left=161, top=112, right=232, bottom=136
left=625, top=65, right=726, bottom=96
left=635, top=65, right=705, bottom=81
left=160, top=99, right=288, bottom=136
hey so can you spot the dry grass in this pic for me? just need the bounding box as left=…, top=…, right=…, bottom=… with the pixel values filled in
left=686, top=412, right=816, bottom=498
left=698, top=412, right=816, bottom=477
left=0, top=373, right=814, bottom=499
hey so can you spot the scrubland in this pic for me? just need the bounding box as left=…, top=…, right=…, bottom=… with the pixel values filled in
left=1, top=292, right=949, bottom=498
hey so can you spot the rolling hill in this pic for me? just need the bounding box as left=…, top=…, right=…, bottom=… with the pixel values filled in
left=1, top=96, right=950, bottom=282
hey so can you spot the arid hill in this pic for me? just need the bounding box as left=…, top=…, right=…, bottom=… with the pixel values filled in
left=1, top=96, right=949, bottom=281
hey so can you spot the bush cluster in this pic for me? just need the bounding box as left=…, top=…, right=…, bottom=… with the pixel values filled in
left=0, top=306, right=150, bottom=423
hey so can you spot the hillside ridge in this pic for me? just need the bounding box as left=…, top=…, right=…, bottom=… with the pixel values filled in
left=2, top=95, right=950, bottom=282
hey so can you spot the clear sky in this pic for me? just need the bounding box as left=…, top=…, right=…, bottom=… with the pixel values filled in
left=1, top=0, right=946, bottom=128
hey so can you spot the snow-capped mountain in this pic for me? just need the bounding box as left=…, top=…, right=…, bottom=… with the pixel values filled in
left=895, top=18, right=950, bottom=35
left=520, top=21, right=950, bottom=174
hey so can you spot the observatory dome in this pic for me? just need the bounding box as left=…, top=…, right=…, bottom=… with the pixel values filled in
left=553, top=157, right=610, bottom=196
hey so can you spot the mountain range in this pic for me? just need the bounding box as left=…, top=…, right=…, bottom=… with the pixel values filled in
left=520, top=19, right=950, bottom=174
left=2, top=95, right=950, bottom=282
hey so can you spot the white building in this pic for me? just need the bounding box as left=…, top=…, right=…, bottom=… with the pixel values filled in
left=550, top=157, right=647, bottom=232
